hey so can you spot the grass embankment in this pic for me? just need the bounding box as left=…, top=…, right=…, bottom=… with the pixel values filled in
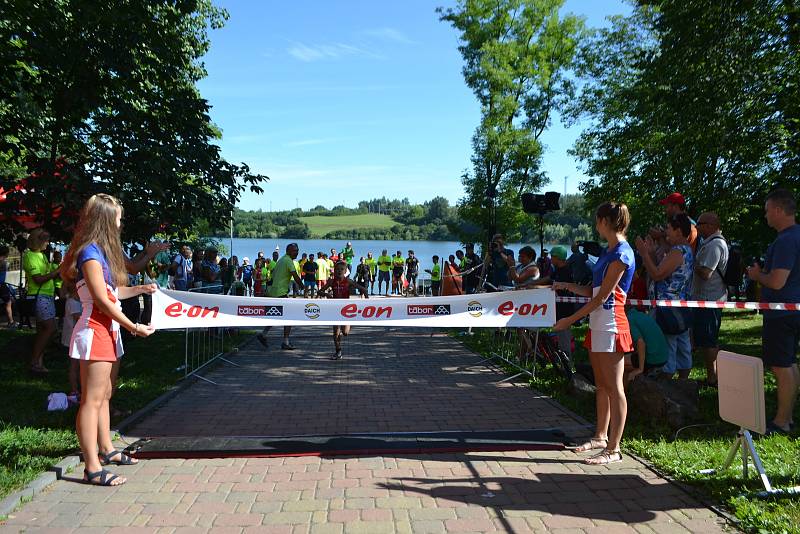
left=0, top=326, right=251, bottom=499
left=459, top=311, right=800, bottom=534
left=299, top=213, right=397, bottom=237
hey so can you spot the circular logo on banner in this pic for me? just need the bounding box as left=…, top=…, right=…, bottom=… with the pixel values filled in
left=467, top=300, right=484, bottom=317
left=304, top=303, right=321, bottom=320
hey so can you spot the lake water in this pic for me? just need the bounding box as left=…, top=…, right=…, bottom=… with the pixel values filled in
left=215, top=237, right=558, bottom=265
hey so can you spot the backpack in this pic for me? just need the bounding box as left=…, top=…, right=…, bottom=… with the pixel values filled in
left=706, top=236, right=741, bottom=288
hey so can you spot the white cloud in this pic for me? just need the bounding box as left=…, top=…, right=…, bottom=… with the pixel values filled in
left=287, top=42, right=383, bottom=62
left=362, top=27, right=416, bottom=45
left=284, top=138, right=343, bottom=148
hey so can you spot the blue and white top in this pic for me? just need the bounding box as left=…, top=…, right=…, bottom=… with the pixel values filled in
left=77, top=243, right=114, bottom=287
left=172, top=254, right=193, bottom=283
left=655, top=244, right=693, bottom=300
left=589, top=241, right=636, bottom=333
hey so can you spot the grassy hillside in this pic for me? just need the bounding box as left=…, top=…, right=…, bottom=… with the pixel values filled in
left=299, top=213, right=398, bottom=237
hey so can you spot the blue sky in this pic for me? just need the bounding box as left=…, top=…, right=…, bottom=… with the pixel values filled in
left=200, top=0, right=630, bottom=212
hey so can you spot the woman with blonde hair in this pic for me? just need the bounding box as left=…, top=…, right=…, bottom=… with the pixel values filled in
left=62, top=194, right=156, bottom=486
left=553, top=202, right=635, bottom=465
left=23, top=227, right=60, bottom=374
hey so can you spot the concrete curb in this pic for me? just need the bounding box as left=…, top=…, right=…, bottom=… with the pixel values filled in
left=0, top=455, right=80, bottom=517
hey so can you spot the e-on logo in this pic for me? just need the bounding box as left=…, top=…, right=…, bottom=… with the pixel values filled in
left=467, top=300, right=484, bottom=317
left=304, top=303, right=321, bottom=319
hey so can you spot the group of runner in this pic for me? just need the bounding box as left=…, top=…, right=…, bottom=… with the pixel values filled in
left=234, top=242, right=457, bottom=298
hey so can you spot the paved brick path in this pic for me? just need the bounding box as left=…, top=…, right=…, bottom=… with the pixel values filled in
left=131, top=327, right=582, bottom=437
left=1, top=327, right=731, bottom=533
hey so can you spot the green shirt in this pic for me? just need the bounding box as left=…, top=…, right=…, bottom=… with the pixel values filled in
left=431, top=263, right=441, bottom=282
left=268, top=255, right=296, bottom=297
left=342, top=246, right=355, bottom=263
left=51, top=262, right=62, bottom=290
left=155, top=250, right=171, bottom=288
left=377, top=255, right=392, bottom=272
left=626, top=309, right=668, bottom=366
left=365, top=257, right=377, bottom=275
left=23, top=250, right=55, bottom=297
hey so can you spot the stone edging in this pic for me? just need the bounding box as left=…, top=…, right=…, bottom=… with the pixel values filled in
left=0, top=456, right=80, bottom=517
left=0, top=333, right=255, bottom=518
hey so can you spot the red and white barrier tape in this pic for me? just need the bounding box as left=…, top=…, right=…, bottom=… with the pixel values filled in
left=554, top=296, right=800, bottom=312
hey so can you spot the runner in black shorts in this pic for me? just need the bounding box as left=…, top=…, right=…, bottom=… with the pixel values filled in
left=405, top=250, right=419, bottom=296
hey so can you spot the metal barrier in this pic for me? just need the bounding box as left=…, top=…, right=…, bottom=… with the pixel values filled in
left=179, top=285, right=239, bottom=385
left=472, top=327, right=541, bottom=382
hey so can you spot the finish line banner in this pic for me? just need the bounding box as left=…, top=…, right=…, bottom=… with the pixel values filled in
left=150, top=288, right=556, bottom=329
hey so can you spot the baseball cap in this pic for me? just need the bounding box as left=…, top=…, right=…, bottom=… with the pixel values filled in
left=550, top=246, right=568, bottom=261
left=659, top=192, right=686, bottom=205
left=242, top=257, right=250, bottom=263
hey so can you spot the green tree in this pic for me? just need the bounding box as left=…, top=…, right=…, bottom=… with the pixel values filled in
left=569, top=1, right=796, bottom=255
left=439, top=0, right=583, bottom=246
left=0, top=0, right=267, bottom=244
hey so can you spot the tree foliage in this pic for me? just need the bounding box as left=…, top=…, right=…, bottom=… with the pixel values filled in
left=220, top=194, right=594, bottom=243
left=569, top=0, right=800, bottom=255
left=439, top=0, right=583, bottom=245
left=0, top=0, right=267, bottom=245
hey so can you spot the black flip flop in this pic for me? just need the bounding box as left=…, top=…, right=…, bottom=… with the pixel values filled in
left=84, top=468, right=124, bottom=486
left=99, top=449, right=138, bottom=466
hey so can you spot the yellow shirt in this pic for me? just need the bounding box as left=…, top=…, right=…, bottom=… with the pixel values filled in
left=377, top=255, right=392, bottom=272
left=23, top=251, right=55, bottom=296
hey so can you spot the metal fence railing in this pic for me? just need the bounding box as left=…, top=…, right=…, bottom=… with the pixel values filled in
left=179, top=286, right=239, bottom=385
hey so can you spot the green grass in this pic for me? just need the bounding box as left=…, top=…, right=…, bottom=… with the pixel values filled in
left=299, top=213, right=397, bottom=237
left=0, top=325, right=253, bottom=499
left=456, top=311, right=800, bottom=534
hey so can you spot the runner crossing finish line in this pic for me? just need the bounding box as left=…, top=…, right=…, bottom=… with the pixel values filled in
left=150, top=288, right=556, bottom=329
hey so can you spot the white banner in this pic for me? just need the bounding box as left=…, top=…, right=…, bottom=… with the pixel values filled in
left=150, top=288, right=556, bottom=329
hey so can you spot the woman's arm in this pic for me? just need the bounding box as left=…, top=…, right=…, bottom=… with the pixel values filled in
left=641, top=248, right=682, bottom=282
left=510, top=265, right=540, bottom=285
left=554, top=260, right=627, bottom=330
left=31, top=260, right=60, bottom=285
left=553, top=281, right=593, bottom=297
left=83, top=261, right=154, bottom=336
left=117, top=283, right=156, bottom=300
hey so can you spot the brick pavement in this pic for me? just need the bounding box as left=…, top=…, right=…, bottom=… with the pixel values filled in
left=0, top=327, right=731, bottom=533
left=130, top=327, right=580, bottom=437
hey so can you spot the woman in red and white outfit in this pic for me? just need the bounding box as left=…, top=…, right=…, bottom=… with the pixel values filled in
left=553, top=202, right=635, bottom=465
left=62, top=194, right=156, bottom=486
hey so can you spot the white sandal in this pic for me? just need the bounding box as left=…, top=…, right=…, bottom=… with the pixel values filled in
left=569, top=437, right=608, bottom=452
left=584, top=449, right=623, bottom=465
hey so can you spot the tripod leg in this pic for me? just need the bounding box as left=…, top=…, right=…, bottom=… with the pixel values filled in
left=741, top=434, right=749, bottom=478
left=721, top=433, right=743, bottom=471
left=743, top=430, right=773, bottom=492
